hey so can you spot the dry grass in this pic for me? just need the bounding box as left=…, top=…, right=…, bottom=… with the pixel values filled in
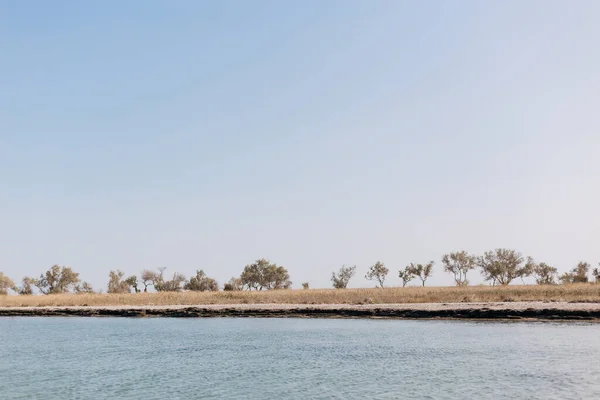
left=1, top=284, right=600, bottom=307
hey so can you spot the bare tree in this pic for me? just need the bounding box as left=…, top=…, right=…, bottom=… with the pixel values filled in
left=477, top=249, right=529, bottom=286
left=593, top=265, right=600, bottom=283
left=442, top=251, right=476, bottom=286
left=525, top=257, right=558, bottom=285
left=398, top=267, right=414, bottom=287
left=0, top=272, right=16, bottom=295
left=365, top=261, right=389, bottom=288
left=331, top=265, right=356, bottom=289
left=35, top=265, right=80, bottom=294
left=408, top=262, right=434, bottom=287
left=184, top=270, right=218, bottom=292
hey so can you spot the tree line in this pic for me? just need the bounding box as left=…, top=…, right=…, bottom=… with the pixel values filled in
left=0, top=258, right=291, bottom=295
left=1, top=249, right=600, bottom=295
left=335, top=249, right=600, bottom=289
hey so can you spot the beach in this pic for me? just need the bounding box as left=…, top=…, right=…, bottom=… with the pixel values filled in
left=2, top=301, right=600, bottom=320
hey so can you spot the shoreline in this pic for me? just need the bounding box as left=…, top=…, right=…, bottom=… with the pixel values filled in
left=2, top=302, right=600, bottom=320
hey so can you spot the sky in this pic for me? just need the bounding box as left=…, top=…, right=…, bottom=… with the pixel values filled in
left=1, top=1, right=599, bottom=291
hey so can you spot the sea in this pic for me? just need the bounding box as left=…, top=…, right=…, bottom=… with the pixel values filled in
left=1, top=318, right=599, bottom=399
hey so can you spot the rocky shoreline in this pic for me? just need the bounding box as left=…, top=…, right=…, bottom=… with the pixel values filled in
left=1, top=302, right=600, bottom=320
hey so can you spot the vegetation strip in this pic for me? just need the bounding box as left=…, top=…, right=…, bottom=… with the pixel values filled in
left=2, top=303, right=600, bottom=320
left=2, top=250, right=600, bottom=298
left=3, top=284, right=600, bottom=308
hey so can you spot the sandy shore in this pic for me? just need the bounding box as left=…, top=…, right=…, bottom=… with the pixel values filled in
left=1, top=302, right=600, bottom=320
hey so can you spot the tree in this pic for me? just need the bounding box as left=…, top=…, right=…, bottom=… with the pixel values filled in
left=224, top=277, right=243, bottom=291
left=0, top=272, right=16, bottom=295
left=365, top=261, right=389, bottom=288
left=125, top=275, right=140, bottom=293
left=398, top=267, right=414, bottom=287
left=331, top=265, right=356, bottom=289
left=560, top=262, right=590, bottom=284
left=442, top=251, right=476, bottom=286
left=108, top=270, right=131, bottom=294
left=240, top=262, right=261, bottom=290
left=138, top=267, right=185, bottom=292
left=140, top=269, right=158, bottom=292
left=302, top=282, right=309, bottom=290
left=75, top=282, right=95, bottom=294
left=19, top=277, right=35, bottom=295
left=184, top=270, right=219, bottom=292
left=154, top=267, right=186, bottom=292
left=35, top=265, right=80, bottom=294
left=408, top=262, right=434, bottom=287
left=240, top=259, right=291, bottom=290
left=477, top=249, right=529, bottom=286
left=593, top=265, right=600, bottom=283
left=525, top=257, right=558, bottom=285
left=574, top=262, right=591, bottom=282
left=264, top=265, right=292, bottom=290
left=559, top=273, right=571, bottom=284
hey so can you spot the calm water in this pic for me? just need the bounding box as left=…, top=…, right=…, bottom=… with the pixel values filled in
left=1, top=318, right=599, bottom=399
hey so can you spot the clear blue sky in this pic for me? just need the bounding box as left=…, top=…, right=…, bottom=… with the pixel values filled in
left=1, top=1, right=599, bottom=290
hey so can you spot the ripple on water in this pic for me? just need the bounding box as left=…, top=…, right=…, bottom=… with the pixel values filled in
left=0, top=318, right=599, bottom=399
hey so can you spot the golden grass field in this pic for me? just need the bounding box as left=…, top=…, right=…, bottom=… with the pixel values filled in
left=1, top=284, right=599, bottom=307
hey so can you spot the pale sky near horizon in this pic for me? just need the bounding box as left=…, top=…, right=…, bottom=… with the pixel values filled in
left=1, top=1, right=599, bottom=291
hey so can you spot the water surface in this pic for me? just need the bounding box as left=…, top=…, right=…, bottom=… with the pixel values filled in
left=1, top=318, right=599, bottom=399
